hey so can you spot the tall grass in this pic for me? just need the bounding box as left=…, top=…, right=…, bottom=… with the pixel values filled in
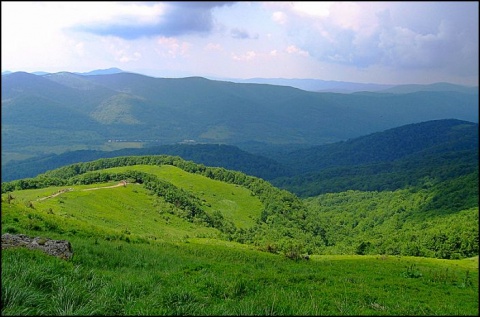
left=2, top=236, right=478, bottom=316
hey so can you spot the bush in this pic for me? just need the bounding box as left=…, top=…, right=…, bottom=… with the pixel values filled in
left=283, top=242, right=304, bottom=261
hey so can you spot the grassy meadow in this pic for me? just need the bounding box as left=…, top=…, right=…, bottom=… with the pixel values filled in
left=107, top=165, right=264, bottom=228
left=1, top=162, right=478, bottom=315
left=2, top=231, right=478, bottom=316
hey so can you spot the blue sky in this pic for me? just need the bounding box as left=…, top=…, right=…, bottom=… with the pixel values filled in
left=2, top=1, right=478, bottom=85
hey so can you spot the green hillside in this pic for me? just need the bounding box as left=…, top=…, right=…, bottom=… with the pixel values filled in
left=0, top=162, right=264, bottom=246
left=2, top=232, right=477, bottom=315
left=2, top=153, right=478, bottom=315
left=103, top=164, right=263, bottom=228
left=2, top=155, right=319, bottom=254
left=2, top=72, right=478, bottom=163
left=2, top=181, right=217, bottom=242
left=3, top=154, right=477, bottom=259
left=303, top=171, right=479, bottom=259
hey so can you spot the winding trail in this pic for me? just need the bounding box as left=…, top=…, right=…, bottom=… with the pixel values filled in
left=82, top=181, right=127, bottom=191
left=36, top=181, right=128, bottom=201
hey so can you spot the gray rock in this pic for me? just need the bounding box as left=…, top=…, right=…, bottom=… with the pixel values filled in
left=1, top=233, right=73, bottom=260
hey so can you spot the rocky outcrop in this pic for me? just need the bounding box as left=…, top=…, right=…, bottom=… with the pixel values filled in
left=1, top=233, right=73, bottom=260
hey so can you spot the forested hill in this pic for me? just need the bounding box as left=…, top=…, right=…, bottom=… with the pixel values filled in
left=1, top=144, right=290, bottom=182
left=271, top=119, right=479, bottom=196
left=272, top=119, right=479, bottom=174
left=2, top=119, right=478, bottom=190
left=2, top=71, right=478, bottom=164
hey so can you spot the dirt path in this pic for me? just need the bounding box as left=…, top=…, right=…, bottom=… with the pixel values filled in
left=36, top=188, right=74, bottom=201
left=82, top=181, right=127, bottom=191
left=36, top=181, right=128, bottom=201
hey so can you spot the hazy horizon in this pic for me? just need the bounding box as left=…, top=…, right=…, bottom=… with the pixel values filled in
left=2, top=2, right=478, bottom=86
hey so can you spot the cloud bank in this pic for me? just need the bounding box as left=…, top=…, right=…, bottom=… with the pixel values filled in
left=74, top=2, right=236, bottom=39
left=2, top=1, right=477, bottom=85
left=271, top=2, right=478, bottom=77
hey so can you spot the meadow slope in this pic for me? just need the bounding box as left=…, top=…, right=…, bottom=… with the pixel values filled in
left=1, top=155, right=478, bottom=315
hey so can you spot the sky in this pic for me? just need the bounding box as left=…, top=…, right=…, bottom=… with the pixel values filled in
left=2, top=1, right=478, bottom=85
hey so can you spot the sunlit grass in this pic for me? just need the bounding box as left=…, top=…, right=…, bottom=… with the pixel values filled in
left=104, top=165, right=264, bottom=228
left=2, top=236, right=478, bottom=316
left=2, top=183, right=218, bottom=243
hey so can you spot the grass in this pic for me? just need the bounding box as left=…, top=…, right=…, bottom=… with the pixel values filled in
left=0, top=162, right=264, bottom=244
left=104, top=165, right=264, bottom=228
left=1, top=182, right=218, bottom=243
left=1, top=163, right=478, bottom=315
left=2, top=236, right=478, bottom=316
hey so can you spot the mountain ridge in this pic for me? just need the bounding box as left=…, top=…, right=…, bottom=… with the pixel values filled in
left=3, top=69, right=477, bottom=92
left=3, top=119, right=477, bottom=196
left=2, top=71, right=478, bottom=166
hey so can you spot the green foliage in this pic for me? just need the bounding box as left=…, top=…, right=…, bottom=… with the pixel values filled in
left=1, top=148, right=479, bottom=315
left=403, top=264, right=423, bottom=278
left=276, top=119, right=478, bottom=175
left=274, top=149, right=478, bottom=197
left=303, top=176, right=479, bottom=259
left=422, top=170, right=479, bottom=214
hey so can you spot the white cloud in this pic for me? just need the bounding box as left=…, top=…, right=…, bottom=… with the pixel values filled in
left=156, top=37, right=191, bottom=58
left=99, top=38, right=141, bottom=63
left=272, top=11, right=287, bottom=24
left=72, top=41, right=86, bottom=57
left=270, top=1, right=478, bottom=77
left=116, top=51, right=141, bottom=63
left=232, top=50, right=257, bottom=61
left=204, top=43, right=223, bottom=51
left=286, top=45, right=309, bottom=57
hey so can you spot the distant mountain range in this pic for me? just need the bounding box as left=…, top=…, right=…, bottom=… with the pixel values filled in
left=377, top=82, right=478, bottom=94
left=1, top=68, right=125, bottom=77
left=2, top=119, right=478, bottom=197
left=222, top=78, right=478, bottom=94
left=75, top=67, right=125, bottom=76
left=213, top=77, right=396, bottom=93
left=2, top=70, right=478, bottom=166
left=3, top=68, right=478, bottom=93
